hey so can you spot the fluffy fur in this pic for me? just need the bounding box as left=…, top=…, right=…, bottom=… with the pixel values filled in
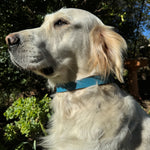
left=6, top=8, right=150, bottom=150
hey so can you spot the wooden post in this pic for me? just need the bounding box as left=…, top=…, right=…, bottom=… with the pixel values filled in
left=125, top=58, right=149, bottom=101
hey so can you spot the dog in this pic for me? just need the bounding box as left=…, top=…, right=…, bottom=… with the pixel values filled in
left=6, top=8, right=150, bottom=150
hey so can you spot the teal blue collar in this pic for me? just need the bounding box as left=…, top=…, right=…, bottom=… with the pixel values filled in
left=56, top=76, right=112, bottom=93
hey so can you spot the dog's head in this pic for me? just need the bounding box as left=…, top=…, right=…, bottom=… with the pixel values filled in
left=5, top=8, right=127, bottom=87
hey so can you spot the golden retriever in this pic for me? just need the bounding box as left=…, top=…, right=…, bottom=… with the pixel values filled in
left=6, top=8, right=150, bottom=150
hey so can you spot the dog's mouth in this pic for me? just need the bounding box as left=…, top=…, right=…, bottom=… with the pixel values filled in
left=11, top=55, right=54, bottom=76
left=40, top=67, right=54, bottom=75
left=10, top=55, right=25, bottom=69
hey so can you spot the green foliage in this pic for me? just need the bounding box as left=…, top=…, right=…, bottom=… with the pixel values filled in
left=4, top=94, right=51, bottom=143
left=0, top=0, right=49, bottom=108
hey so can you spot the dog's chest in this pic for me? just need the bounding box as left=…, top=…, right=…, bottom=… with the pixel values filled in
left=48, top=92, right=101, bottom=149
left=47, top=87, right=128, bottom=150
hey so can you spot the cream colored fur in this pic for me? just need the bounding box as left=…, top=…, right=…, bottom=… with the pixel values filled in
left=43, top=84, right=150, bottom=150
left=6, top=8, right=150, bottom=150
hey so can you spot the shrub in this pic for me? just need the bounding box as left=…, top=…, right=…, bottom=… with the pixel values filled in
left=3, top=94, right=52, bottom=149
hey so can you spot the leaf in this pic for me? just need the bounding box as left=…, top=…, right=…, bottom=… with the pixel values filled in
left=4, top=94, right=51, bottom=140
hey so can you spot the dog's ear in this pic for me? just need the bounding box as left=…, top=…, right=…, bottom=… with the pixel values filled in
left=89, top=25, right=127, bottom=83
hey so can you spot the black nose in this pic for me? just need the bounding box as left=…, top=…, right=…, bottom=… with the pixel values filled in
left=5, top=34, right=20, bottom=46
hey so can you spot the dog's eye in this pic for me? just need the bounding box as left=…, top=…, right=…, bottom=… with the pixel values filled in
left=54, top=19, right=68, bottom=27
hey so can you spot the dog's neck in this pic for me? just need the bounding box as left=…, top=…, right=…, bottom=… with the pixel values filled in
left=56, top=75, right=113, bottom=93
